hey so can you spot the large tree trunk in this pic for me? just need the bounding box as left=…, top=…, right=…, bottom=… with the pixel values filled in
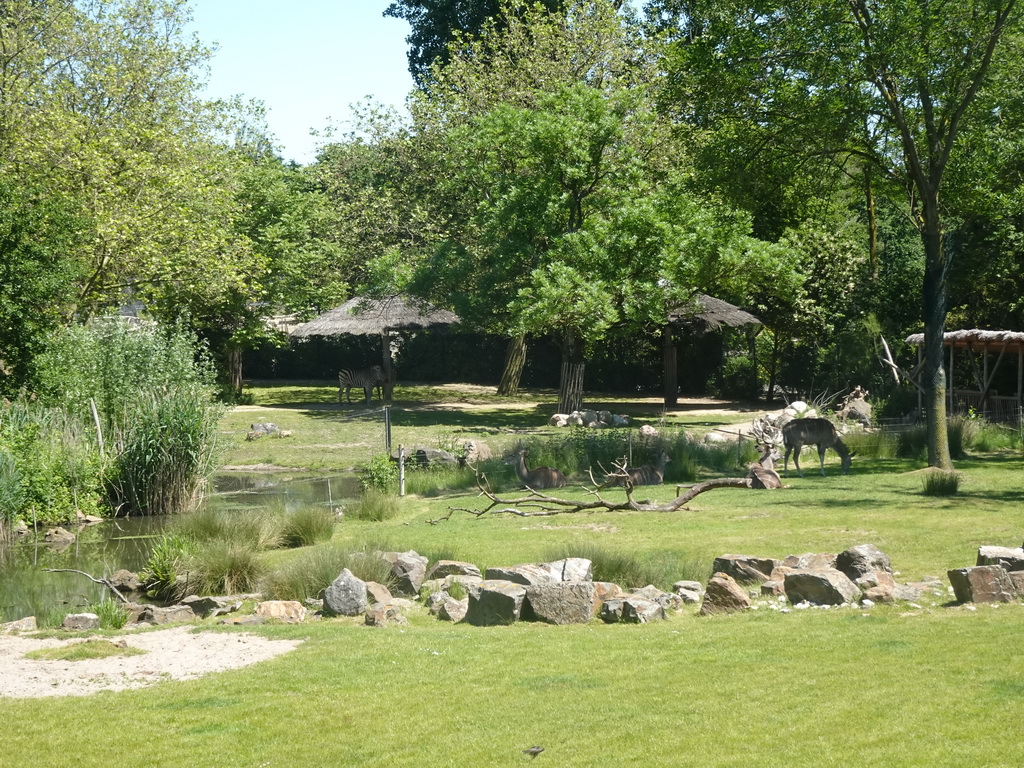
left=497, top=334, right=527, bottom=395
left=224, top=344, right=243, bottom=399
left=662, top=324, right=678, bottom=408
left=558, top=330, right=585, bottom=413
left=921, top=200, right=952, bottom=469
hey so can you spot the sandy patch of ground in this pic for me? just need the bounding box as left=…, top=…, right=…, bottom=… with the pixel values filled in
left=0, top=627, right=302, bottom=699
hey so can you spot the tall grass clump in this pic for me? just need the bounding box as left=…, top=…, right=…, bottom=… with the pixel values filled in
left=35, top=316, right=221, bottom=517
left=922, top=469, right=963, bottom=496
left=172, top=507, right=283, bottom=551
left=139, top=533, right=198, bottom=601
left=191, top=540, right=267, bottom=595
left=347, top=488, right=400, bottom=521
left=543, top=543, right=706, bottom=590
left=263, top=543, right=396, bottom=601
left=93, top=598, right=130, bottom=630
left=280, top=504, right=337, bottom=547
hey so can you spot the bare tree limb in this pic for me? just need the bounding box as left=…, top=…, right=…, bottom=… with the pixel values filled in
left=42, top=568, right=130, bottom=604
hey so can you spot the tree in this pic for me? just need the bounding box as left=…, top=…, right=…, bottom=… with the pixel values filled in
left=384, top=0, right=566, bottom=86
left=652, top=0, right=1024, bottom=468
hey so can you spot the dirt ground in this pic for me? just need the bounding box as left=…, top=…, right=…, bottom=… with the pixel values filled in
left=0, top=626, right=303, bottom=699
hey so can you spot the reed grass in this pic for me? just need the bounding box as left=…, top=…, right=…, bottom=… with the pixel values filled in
left=543, top=542, right=707, bottom=590
left=280, top=505, right=337, bottom=547
left=347, top=488, right=401, bottom=521
left=191, top=540, right=267, bottom=595
left=921, top=469, right=963, bottom=496
left=262, top=543, right=397, bottom=601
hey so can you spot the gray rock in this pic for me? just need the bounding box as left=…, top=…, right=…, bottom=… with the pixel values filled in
left=62, top=613, right=100, bottom=631
left=836, top=544, right=892, bottom=581
left=711, top=554, right=781, bottom=584
left=323, top=568, right=368, bottom=616
left=782, top=552, right=837, bottom=570
left=462, top=440, right=492, bottom=463
left=700, top=572, right=752, bottom=615
left=599, top=598, right=626, bottom=623
left=0, top=616, right=37, bottom=634
left=109, top=569, right=143, bottom=594
left=179, top=595, right=238, bottom=618
left=365, top=581, right=393, bottom=605
left=1008, top=571, right=1024, bottom=597
left=592, top=582, right=626, bottom=615
left=523, top=582, right=595, bottom=625
left=438, top=597, right=468, bottom=623
left=255, top=600, right=307, bottom=623
left=218, top=615, right=266, bottom=626
left=948, top=565, right=1016, bottom=603
left=542, top=557, right=592, bottom=582
left=466, top=580, right=528, bottom=625
left=364, top=602, right=409, bottom=627
left=784, top=569, right=860, bottom=605
left=425, top=560, right=482, bottom=580
left=381, top=550, right=429, bottom=595
left=976, top=546, right=1024, bottom=569
left=621, top=596, right=666, bottom=623
left=484, top=564, right=553, bottom=586
left=137, top=604, right=198, bottom=625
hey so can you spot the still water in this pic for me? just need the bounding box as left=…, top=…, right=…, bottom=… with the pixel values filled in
left=0, top=472, right=360, bottom=623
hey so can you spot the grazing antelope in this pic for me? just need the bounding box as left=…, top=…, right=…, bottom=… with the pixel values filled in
left=505, top=448, right=567, bottom=490
left=782, top=418, right=854, bottom=477
left=607, top=450, right=670, bottom=487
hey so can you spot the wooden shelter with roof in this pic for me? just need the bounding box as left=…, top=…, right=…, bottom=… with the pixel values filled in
left=662, top=294, right=762, bottom=407
left=904, top=329, right=1024, bottom=422
left=290, top=295, right=461, bottom=399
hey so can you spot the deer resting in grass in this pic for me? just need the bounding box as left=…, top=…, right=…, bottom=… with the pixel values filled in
left=782, top=418, right=854, bottom=477
left=606, top=451, right=670, bottom=487
left=506, top=448, right=567, bottom=490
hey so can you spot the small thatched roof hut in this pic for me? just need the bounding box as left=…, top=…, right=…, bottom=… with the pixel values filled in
left=904, top=329, right=1024, bottom=421
left=290, top=295, right=461, bottom=399
left=667, top=293, right=762, bottom=331
left=290, top=295, right=460, bottom=338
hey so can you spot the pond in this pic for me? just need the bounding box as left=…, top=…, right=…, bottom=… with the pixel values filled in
left=0, top=472, right=361, bottom=624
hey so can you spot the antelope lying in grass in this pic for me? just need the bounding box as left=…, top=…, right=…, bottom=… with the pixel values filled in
left=782, top=418, right=854, bottom=477
left=505, top=448, right=567, bottom=490
left=606, top=450, right=670, bottom=487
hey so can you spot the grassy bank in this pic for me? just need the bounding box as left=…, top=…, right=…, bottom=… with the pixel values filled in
left=4, top=381, right=1024, bottom=767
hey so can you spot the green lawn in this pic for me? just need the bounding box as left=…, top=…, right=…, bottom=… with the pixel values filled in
left=4, top=382, right=1024, bottom=767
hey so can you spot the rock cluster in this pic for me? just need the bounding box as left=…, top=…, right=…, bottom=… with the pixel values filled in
left=947, top=545, right=1024, bottom=603
left=699, top=544, right=926, bottom=614
left=547, top=410, right=630, bottom=429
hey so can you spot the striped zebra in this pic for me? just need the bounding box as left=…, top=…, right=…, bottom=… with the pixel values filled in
left=338, top=365, right=386, bottom=405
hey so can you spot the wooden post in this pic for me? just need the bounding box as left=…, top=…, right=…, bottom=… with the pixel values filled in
left=398, top=445, right=405, bottom=497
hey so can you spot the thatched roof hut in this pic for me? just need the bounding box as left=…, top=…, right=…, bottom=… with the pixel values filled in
left=904, top=328, right=1024, bottom=421
left=667, top=293, right=762, bottom=330
left=290, top=295, right=460, bottom=338
left=290, top=295, right=461, bottom=400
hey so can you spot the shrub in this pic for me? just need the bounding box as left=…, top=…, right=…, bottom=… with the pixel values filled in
left=347, top=488, right=400, bottom=521
left=0, top=448, right=24, bottom=524
left=139, top=533, right=197, bottom=602
left=922, top=469, right=963, bottom=496
left=361, top=453, right=398, bottom=493
left=280, top=505, right=337, bottom=547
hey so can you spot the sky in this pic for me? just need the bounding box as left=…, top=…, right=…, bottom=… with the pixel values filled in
left=187, top=2, right=414, bottom=165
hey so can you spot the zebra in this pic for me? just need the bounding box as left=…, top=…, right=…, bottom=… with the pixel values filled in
left=338, top=365, right=386, bottom=405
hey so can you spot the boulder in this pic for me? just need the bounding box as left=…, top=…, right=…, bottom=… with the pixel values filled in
left=599, top=598, right=626, bottom=623
left=425, top=560, right=482, bottom=580
left=673, top=580, right=705, bottom=604
left=631, top=585, right=682, bottom=611
left=782, top=553, right=838, bottom=570
left=109, top=569, right=143, bottom=594
left=542, top=557, right=592, bottom=582
left=179, top=595, right=240, bottom=618
left=137, top=604, right=198, bottom=625
left=43, top=526, right=76, bottom=545
left=711, top=554, right=781, bottom=584
left=462, top=440, right=492, bottom=463
left=784, top=569, right=860, bottom=605
left=438, top=597, right=468, bottom=623
left=62, top=613, right=100, bottom=631
left=381, top=550, right=429, bottom=595
left=639, top=424, right=658, bottom=439
left=592, top=582, right=626, bottom=614
left=408, top=447, right=458, bottom=468
left=364, top=602, right=409, bottom=627
left=523, top=582, right=595, bottom=625
left=699, top=572, right=752, bottom=615
left=466, top=580, right=528, bottom=625
left=484, top=564, right=553, bottom=586
left=948, top=565, right=1016, bottom=603
left=976, top=546, right=1024, bottom=570
left=836, top=544, right=892, bottom=581
left=323, top=568, right=368, bottom=616
left=621, top=596, right=666, bottom=623
left=0, top=616, right=37, bottom=634
left=365, top=581, right=393, bottom=605
left=1008, top=571, right=1024, bottom=597
left=255, top=600, right=307, bottom=624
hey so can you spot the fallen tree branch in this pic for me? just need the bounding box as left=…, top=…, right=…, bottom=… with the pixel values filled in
left=42, top=569, right=130, bottom=604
